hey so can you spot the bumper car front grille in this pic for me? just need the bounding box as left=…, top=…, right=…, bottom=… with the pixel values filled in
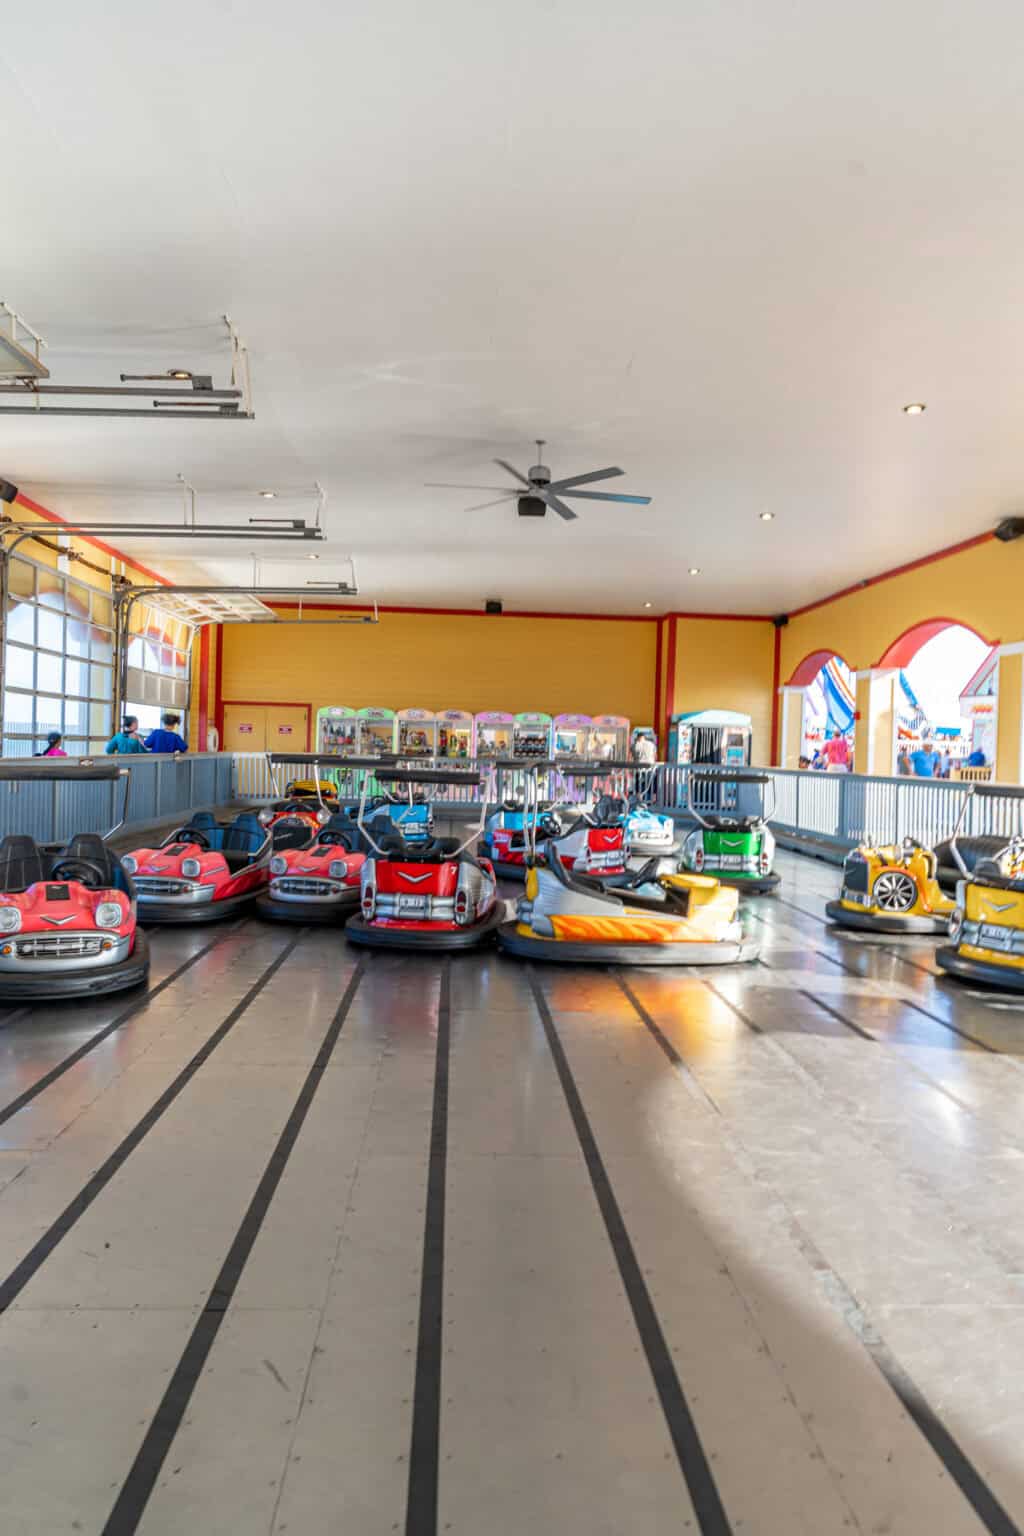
left=16, top=934, right=105, bottom=959
left=274, top=878, right=338, bottom=897
left=135, top=877, right=192, bottom=895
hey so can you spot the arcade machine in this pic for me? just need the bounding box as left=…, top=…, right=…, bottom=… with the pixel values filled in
left=589, top=715, right=631, bottom=761
left=437, top=708, right=474, bottom=759
left=475, top=711, right=515, bottom=759
left=668, top=710, right=752, bottom=767
left=512, top=712, right=553, bottom=759
left=315, top=706, right=358, bottom=757
left=397, top=707, right=438, bottom=758
left=553, top=713, right=593, bottom=759
left=355, top=709, right=398, bottom=796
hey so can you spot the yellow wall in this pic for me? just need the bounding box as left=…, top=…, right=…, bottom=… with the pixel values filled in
left=779, top=535, right=1022, bottom=682
left=670, top=618, right=776, bottom=763
left=219, top=609, right=659, bottom=727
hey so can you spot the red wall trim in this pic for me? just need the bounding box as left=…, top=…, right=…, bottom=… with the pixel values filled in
left=785, top=647, right=855, bottom=688
left=264, top=601, right=774, bottom=623
left=197, top=626, right=210, bottom=752
left=666, top=610, right=774, bottom=623
left=221, top=700, right=313, bottom=752
left=872, top=615, right=998, bottom=670
left=788, top=530, right=996, bottom=620
left=770, top=624, right=782, bottom=763
left=663, top=616, right=678, bottom=749
left=652, top=621, right=664, bottom=750
left=214, top=625, right=224, bottom=745
left=13, top=493, right=171, bottom=587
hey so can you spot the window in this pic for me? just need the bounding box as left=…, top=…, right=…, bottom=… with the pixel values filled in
left=123, top=601, right=191, bottom=742
left=2, top=554, right=117, bottom=757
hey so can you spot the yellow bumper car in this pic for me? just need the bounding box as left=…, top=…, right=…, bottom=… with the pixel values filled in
left=937, top=785, right=1024, bottom=990
left=825, top=837, right=955, bottom=934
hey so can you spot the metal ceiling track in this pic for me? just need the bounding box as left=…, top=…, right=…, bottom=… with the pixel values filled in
left=0, top=312, right=254, bottom=419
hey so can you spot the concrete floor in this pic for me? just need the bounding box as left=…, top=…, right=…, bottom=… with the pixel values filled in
left=2, top=849, right=1024, bottom=1534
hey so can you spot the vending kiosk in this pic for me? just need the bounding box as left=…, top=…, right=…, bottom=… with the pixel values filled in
left=397, top=707, right=438, bottom=757
left=355, top=707, right=398, bottom=756
left=437, top=708, right=474, bottom=758
left=668, top=709, right=752, bottom=766
left=588, top=715, right=630, bottom=761
left=553, top=713, right=592, bottom=758
left=315, top=706, right=358, bottom=756
left=475, top=711, right=514, bottom=759
left=512, top=712, right=553, bottom=758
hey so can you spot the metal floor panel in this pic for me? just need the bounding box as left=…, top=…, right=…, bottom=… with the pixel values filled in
left=0, top=853, right=1023, bottom=1532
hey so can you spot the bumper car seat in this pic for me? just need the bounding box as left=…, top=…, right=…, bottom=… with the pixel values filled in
left=0, top=835, right=48, bottom=893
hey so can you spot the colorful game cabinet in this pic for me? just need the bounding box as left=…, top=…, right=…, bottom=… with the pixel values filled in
left=475, top=711, right=515, bottom=759
left=315, top=706, right=358, bottom=756
left=397, top=707, right=438, bottom=758
left=437, top=708, right=474, bottom=758
left=512, top=712, right=553, bottom=758
left=553, top=713, right=592, bottom=758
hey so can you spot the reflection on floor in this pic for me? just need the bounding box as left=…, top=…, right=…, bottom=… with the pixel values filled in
left=1, top=849, right=1023, bottom=1535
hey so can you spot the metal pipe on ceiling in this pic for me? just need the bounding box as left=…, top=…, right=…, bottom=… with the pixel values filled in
left=0, top=406, right=251, bottom=418
left=0, top=384, right=242, bottom=398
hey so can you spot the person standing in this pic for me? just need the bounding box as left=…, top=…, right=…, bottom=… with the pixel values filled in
left=145, top=712, right=189, bottom=754
left=910, top=741, right=936, bottom=778
left=822, top=730, right=851, bottom=772
left=105, top=716, right=149, bottom=754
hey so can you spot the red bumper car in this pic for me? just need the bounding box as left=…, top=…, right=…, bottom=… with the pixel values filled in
left=124, top=811, right=270, bottom=924
left=345, top=766, right=505, bottom=951
left=256, top=813, right=365, bottom=923
left=0, top=762, right=149, bottom=1000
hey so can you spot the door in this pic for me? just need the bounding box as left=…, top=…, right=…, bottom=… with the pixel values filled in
left=222, top=704, right=310, bottom=753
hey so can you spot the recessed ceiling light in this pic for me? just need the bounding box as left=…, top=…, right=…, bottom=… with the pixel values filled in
left=903, top=402, right=926, bottom=415
left=688, top=567, right=701, bottom=576
left=759, top=511, right=774, bottom=522
left=308, top=553, right=319, bottom=560
left=259, top=490, right=277, bottom=499
left=643, top=601, right=653, bottom=608
left=168, top=369, right=192, bottom=381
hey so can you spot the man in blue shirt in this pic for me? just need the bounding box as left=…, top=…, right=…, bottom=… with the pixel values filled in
left=910, top=742, right=936, bottom=778
left=145, top=713, right=189, bottom=754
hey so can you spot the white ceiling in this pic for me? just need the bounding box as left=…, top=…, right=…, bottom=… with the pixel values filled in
left=2, top=0, right=1023, bottom=615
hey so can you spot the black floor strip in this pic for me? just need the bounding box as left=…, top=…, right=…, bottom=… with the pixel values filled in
left=99, top=956, right=366, bottom=1536
left=0, top=931, right=304, bottom=1316
left=616, top=976, right=1022, bottom=1536
left=813, top=947, right=1007, bottom=1055
left=0, top=923, right=247, bottom=1128
left=798, top=988, right=877, bottom=1042
left=527, top=965, right=733, bottom=1536
left=405, top=959, right=451, bottom=1536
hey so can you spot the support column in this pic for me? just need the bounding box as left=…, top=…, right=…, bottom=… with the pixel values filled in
left=853, top=670, right=897, bottom=777
left=778, top=687, right=806, bottom=769
left=995, top=645, right=1024, bottom=785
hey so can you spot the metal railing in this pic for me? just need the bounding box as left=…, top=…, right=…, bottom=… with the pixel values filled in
left=653, top=764, right=1023, bottom=850
left=0, top=753, right=236, bottom=845
left=229, top=754, right=608, bottom=808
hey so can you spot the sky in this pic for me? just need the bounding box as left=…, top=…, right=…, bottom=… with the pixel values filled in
left=902, top=626, right=991, bottom=729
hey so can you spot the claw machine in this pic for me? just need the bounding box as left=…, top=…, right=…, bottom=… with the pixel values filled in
left=355, top=707, right=398, bottom=756
left=475, top=710, right=514, bottom=759
left=512, top=711, right=553, bottom=759
left=588, top=714, right=630, bottom=761
left=553, top=713, right=592, bottom=759
left=436, top=708, right=474, bottom=759
left=315, top=706, right=358, bottom=757
left=397, top=707, right=438, bottom=758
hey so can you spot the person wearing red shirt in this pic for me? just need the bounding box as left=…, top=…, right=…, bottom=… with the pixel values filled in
left=822, top=730, right=851, bottom=771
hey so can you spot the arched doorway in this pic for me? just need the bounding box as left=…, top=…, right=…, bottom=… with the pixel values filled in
left=779, top=649, right=855, bottom=770
left=892, top=622, right=995, bottom=775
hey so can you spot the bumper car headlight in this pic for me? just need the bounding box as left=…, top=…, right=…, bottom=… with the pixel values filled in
left=949, top=907, right=964, bottom=942
left=316, top=808, right=330, bottom=825
left=258, top=808, right=273, bottom=826
left=122, top=854, right=138, bottom=875
left=328, top=859, right=349, bottom=879
left=95, top=901, right=125, bottom=930
left=181, top=858, right=202, bottom=879
left=0, top=905, right=22, bottom=934
left=270, top=855, right=288, bottom=876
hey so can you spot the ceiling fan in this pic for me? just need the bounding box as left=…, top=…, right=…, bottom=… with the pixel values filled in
left=425, top=441, right=652, bottom=521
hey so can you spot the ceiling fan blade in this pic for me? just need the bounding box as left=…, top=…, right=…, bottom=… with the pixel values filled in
left=545, top=493, right=578, bottom=522
left=493, top=458, right=531, bottom=487
left=424, top=482, right=515, bottom=491
left=558, top=489, right=652, bottom=505
left=546, top=466, right=624, bottom=491
left=467, top=494, right=519, bottom=511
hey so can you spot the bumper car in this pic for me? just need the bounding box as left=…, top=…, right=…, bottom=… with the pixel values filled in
left=825, top=837, right=955, bottom=933
left=481, top=758, right=574, bottom=878
left=123, top=811, right=270, bottom=923
left=937, top=785, right=1024, bottom=990
left=547, top=792, right=631, bottom=882
left=0, top=761, right=149, bottom=1000
left=624, top=802, right=678, bottom=859
left=495, top=764, right=760, bottom=966
left=256, top=814, right=364, bottom=923
left=680, top=768, right=779, bottom=894
left=346, top=767, right=504, bottom=952
left=256, top=752, right=342, bottom=850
